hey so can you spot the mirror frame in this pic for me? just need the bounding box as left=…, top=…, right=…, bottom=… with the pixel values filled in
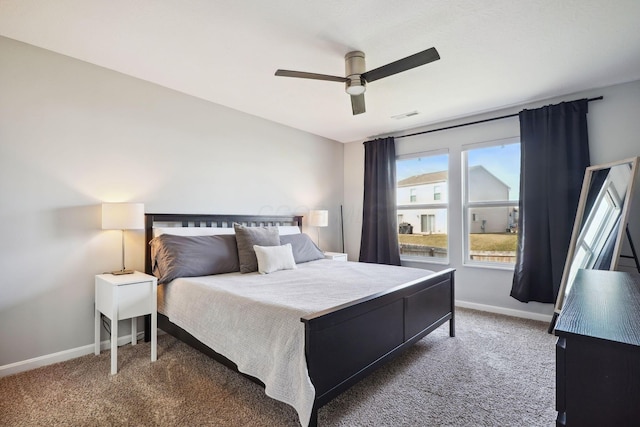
left=553, top=156, right=639, bottom=319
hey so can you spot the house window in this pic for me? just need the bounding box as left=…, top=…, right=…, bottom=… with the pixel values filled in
left=434, top=185, right=441, bottom=201
left=462, top=138, right=520, bottom=267
left=397, top=149, right=449, bottom=262
left=422, top=214, right=436, bottom=233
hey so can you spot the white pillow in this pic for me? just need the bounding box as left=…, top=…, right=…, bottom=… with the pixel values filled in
left=253, top=244, right=297, bottom=274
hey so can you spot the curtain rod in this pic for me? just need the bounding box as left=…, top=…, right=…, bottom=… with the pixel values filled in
left=393, top=96, right=604, bottom=140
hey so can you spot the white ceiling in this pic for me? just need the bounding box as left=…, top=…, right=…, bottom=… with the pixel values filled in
left=2, top=0, right=640, bottom=143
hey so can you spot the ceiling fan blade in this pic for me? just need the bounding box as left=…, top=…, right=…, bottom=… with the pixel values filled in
left=361, top=47, right=440, bottom=83
left=351, top=94, right=366, bottom=115
left=275, top=69, right=347, bottom=83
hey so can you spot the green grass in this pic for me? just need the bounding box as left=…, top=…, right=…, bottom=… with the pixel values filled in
left=398, top=233, right=449, bottom=248
left=398, top=233, right=517, bottom=252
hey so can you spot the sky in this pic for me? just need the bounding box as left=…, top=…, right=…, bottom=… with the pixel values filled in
left=397, top=142, right=521, bottom=200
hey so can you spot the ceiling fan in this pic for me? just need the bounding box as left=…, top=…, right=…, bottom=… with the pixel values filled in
left=275, top=47, right=440, bottom=115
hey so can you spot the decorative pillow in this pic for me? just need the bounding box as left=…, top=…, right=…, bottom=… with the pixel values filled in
left=279, top=233, right=325, bottom=264
left=233, top=223, right=280, bottom=273
left=149, top=234, right=239, bottom=283
left=253, top=244, right=297, bottom=274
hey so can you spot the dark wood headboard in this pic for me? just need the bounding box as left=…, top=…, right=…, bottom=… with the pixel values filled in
left=144, top=213, right=304, bottom=274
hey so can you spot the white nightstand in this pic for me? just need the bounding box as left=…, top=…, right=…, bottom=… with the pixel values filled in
left=94, top=271, right=157, bottom=375
left=324, top=252, right=348, bottom=261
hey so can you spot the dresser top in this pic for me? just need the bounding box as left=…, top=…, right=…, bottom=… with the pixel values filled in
left=555, top=269, right=640, bottom=347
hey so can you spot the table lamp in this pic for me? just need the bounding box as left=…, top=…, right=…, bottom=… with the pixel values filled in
left=308, top=209, right=328, bottom=250
left=102, top=202, right=144, bottom=275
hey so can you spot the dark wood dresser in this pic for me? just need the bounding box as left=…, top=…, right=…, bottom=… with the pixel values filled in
left=554, top=269, right=640, bottom=426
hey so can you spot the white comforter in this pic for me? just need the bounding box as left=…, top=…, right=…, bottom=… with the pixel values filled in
left=158, top=259, right=434, bottom=426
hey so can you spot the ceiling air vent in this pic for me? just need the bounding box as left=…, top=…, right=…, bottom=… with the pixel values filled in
left=391, top=111, right=419, bottom=120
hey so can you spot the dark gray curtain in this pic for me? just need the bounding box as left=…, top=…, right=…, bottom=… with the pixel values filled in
left=511, top=99, right=590, bottom=303
left=359, top=137, right=401, bottom=265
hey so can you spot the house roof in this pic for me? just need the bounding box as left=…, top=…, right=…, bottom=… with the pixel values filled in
left=398, top=171, right=448, bottom=187
left=398, top=165, right=509, bottom=188
left=1, top=1, right=639, bottom=143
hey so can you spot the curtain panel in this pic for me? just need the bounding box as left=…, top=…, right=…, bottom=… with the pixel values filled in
left=359, top=137, right=401, bottom=265
left=511, top=99, right=590, bottom=303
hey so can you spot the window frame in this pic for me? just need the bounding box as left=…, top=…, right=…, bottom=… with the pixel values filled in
left=462, top=137, right=520, bottom=270
left=396, top=148, right=450, bottom=264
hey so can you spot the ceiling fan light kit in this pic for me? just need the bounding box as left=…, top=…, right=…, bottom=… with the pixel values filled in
left=345, top=51, right=366, bottom=96
left=345, top=78, right=366, bottom=96
left=275, top=47, right=440, bottom=116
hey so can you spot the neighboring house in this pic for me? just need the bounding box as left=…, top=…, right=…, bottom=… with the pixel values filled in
left=398, top=165, right=517, bottom=234
left=397, top=170, right=448, bottom=234
left=467, top=165, right=517, bottom=234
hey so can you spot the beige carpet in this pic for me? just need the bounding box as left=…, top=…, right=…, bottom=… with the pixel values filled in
left=0, top=308, right=557, bottom=426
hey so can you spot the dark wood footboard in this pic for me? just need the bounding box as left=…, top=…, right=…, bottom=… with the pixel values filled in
left=301, top=268, right=455, bottom=423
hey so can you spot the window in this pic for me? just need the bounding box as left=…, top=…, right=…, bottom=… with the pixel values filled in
left=462, top=139, right=520, bottom=266
left=434, top=185, right=442, bottom=201
left=397, top=150, right=449, bottom=261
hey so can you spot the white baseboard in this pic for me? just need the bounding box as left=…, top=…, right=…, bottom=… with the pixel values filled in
left=0, top=334, right=140, bottom=378
left=455, top=300, right=554, bottom=323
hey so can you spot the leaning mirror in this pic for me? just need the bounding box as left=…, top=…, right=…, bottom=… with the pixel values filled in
left=550, top=156, right=639, bottom=330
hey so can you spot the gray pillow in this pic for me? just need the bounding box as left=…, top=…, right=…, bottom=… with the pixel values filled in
left=234, top=223, right=280, bottom=273
left=279, top=233, right=325, bottom=263
left=150, top=234, right=239, bottom=283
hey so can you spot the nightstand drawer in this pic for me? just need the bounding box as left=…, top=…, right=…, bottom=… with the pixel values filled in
left=118, top=281, right=155, bottom=319
left=95, top=275, right=155, bottom=319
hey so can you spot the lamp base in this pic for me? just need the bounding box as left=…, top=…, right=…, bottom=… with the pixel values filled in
left=110, top=269, right=135, bottom=275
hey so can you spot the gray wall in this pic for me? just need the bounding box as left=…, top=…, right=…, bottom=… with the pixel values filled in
left=0, top=36, right=344, bottom=366
left=344, top=80, right=640, bottom=319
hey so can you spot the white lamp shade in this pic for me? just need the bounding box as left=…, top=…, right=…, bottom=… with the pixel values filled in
left=102, top=203, right=145, bottom=230
left=308, top=210, right=328, bottom=227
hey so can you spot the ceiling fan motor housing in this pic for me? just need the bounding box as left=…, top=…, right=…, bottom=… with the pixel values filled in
left=345, top=51, right=366, bottom=95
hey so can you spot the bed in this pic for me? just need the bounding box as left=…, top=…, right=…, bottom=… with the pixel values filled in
left=143, top=213, right=455, bottom=426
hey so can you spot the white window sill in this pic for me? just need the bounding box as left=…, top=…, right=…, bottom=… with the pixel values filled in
left=400, top=256, right=450, bottom=266
left=463, top=260, right=515, bottom=271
